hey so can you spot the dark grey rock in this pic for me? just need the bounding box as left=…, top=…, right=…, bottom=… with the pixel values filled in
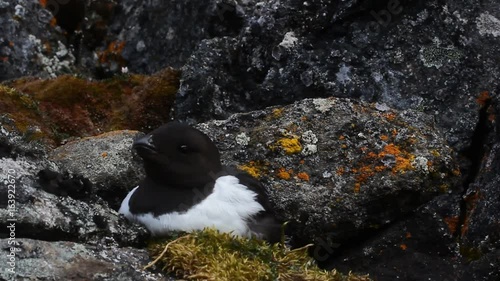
left=0, top=0, right=76, bottom=80
left=88, top=0, right=247, bottom=75
left=330, top=193, right=465, bottom=280
left=0, top=238, right=170, bottom=281
left=174, top=0, right=500, bottom=155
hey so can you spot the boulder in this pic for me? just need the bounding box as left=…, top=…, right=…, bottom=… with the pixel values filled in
left=174, top=0, right=500, bottom=154
left=49, top=130, right=145, bottom=209
left=0, top=238, right=170, bottom=281
left=193, top=97, right=460, bottom=248
left=0, top=122, right=147, bottom=247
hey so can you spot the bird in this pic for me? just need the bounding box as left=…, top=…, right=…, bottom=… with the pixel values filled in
left=119, top=121, right=281, bottom=242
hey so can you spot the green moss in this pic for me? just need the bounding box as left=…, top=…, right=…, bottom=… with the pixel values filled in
left=146, top=228, right=371, bottom=281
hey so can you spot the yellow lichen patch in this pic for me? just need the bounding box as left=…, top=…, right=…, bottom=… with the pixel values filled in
left=146, top=228, right=372, bottom=281
left=276, top=168, right=292, bottom=180
left=277, top=137, right=302, bottom=154
left=297, top=172, right=309, bottom=181
left=238, top=161, right=267, bottom=179
left=354, top=183, right=361, bottom=193
left=272, top=108, right=284, bottom=118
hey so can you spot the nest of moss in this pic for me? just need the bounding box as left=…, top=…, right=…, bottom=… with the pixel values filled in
left=146, top=228, right=371, bottom=281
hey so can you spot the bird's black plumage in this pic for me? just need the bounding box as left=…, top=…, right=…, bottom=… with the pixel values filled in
left=121, top=121, right=281, bottom=242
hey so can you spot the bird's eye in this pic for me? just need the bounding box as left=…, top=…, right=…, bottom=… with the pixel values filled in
left=179, top=144, right=189, bottom=153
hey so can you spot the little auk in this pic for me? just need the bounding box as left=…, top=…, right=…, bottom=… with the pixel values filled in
left=119, top=122, right=281, bottom=242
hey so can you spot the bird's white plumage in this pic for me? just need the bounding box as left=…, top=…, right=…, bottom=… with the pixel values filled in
left=118, top=175, right=264, bottom=237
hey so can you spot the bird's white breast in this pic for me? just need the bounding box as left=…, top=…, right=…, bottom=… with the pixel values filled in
left=118, top=175, right=264, bottom=237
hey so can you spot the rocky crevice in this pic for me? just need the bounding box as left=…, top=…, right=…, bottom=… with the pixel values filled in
left=457, top=94, right=494, bottom=239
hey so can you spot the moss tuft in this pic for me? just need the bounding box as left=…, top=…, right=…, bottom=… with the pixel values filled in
left=146, top=228, right=371, bottom=281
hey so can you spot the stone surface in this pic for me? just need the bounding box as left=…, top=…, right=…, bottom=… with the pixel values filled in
left=0, top=238, right=170, bottom=281
left=49, top=130, right=145, bottom=209
left=0, top=123, right=147, bottom=247
left=193, top=97, right=460, bottom=248
left=174, top=0, right=500, bottom=155
left=0, top=0, right=76, bottom=80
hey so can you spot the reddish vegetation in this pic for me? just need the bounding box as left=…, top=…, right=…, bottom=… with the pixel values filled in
left=1, top=68, right=180, bottom=146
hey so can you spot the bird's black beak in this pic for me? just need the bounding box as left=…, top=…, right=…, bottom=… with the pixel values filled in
left=133, top=134, right=157, bottom=155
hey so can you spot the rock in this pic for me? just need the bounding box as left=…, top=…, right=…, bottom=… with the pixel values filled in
left=459, top=93, right=500, bottom=280
left=0, top=238, right=170, bottom=281
left=192, top=97, right=460, bottom=248
left=49, top=130, right=145, bottom=209
left=330, top=194, right=465, bottom=280
left=85, top=0, right=245, bottom=75
left=174, top=0, right=500, bottom=155
left=0, top=122, right=147, bottom=247
left=0, top=0, right=76, bottom=80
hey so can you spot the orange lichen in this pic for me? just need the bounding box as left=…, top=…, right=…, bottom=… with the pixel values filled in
left=336, top=167, right=345, bottom=175
left=277, top=137, right=302, bottom=154
left=383, top=112, right=397, bottom=121
left=39, top=0, right=47, bottom=7
left=461, top=190, right=481, bottom=237
left=98, top=41, right=126, bottom=65
left=444, top=216, right=459, bottom=234
left=276, top=168, right=292, bottom=180
left=297, top=172, right=310, bottom=181
left=380, top=135, right=389, bottom=141
left=338, top=135, right=345, bottom=140
left=353, top=183, right=361, bottom=193
left=405, top=232, right=412, bottom=239
left=101, top=152, right=108, bottom=158
left=378, top=144, right=415, bottom=174
left=400, top=244, right=407, bottom=251
left=476, top=91, right=490, bottom=107
left=50, top=17, right=57, bottom=27
left=354, top=165, right=375, bottom=185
